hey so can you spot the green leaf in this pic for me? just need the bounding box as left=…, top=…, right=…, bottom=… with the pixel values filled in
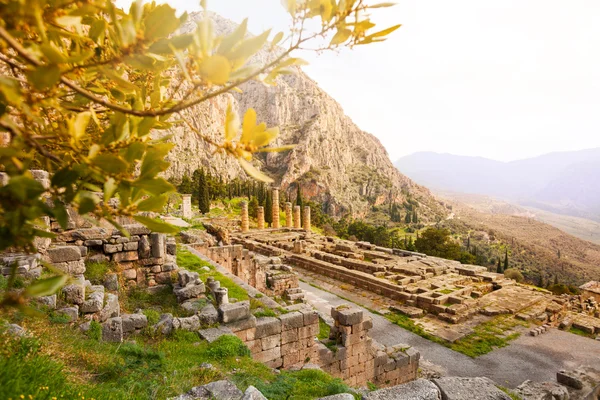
left=149, top=34, right=194, bottom=53
left=27, top=64, right=61, bottom=90
left=51, top=168, right=79, bottom=188
left=78, top=196, right=97, bottom=214
left=134, top=215, right=179, bottom=234
left=93, top=154, right=128, bottom=174
left=137, top=194, right=168, bottom=211
left=52, top=201, right=69, bottom=230
left=70, top=111, right=91, bottom=142
left=137, top=116, right=157, bottom=137
left=132, top=177, right=174, bottom=196
left=104, top=178, right=118, bottom=203
left=140, top=143, right=173, bottom=178
left=26, top=275, right=69, bottom=297
left=144, top=4, right=180, bottom=40
left=40, top=42, right=67, bottom=63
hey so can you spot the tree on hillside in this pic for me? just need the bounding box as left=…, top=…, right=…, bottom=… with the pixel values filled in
left=503, top=248, right=509, bottom=272
left=412, top=211, right=418, bottom=224
left=0, top=0, right=401, bottom=302
left=249, top=196, right=259, bottom=218
left=415, top=228, right=461, bottom=260
left=497, top=257, right=503, bottom=274
left=405, top=212, right=412, bottom=224
left=198, top=169, right=210, bottom=214
left=265, top=190, right=273, bottom=227
left=179, top=175, right=193, bottom=195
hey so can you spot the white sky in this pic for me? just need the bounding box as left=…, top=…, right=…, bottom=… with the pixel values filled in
left=117, top=0, right=600, bottom=162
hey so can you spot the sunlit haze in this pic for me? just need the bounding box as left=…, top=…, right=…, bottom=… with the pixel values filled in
left=117, top=0, right=600, bottom=162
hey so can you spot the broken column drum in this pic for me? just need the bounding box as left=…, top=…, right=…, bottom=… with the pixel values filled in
left=241, top=201, right=249, bottom=232
left=272, top=188, right=280, bottom=229
left=207, top=277, right=220, bottom=292
left=293, top=205, right=302, bottom=229
left=181, top=194, right=192, bottom=219
left=285, top=202, right=293, bottom=228
left=303, top=206, right=311, bottom=232
left=257, top=206, right=265, bottom=230
left=214, top=287, right=229, bottom=305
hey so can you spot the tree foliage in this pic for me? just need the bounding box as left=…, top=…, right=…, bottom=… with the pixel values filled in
left=0, top=0, right=400, bottom=301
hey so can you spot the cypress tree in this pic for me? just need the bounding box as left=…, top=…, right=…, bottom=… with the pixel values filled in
left=405, top=212, right=412, bottom=224
left=503, top=248, right=509, bottom=272
left=466, top=236, right=471, bottom=252
left=265, top=190, right=273, bottom=227
left=497, top=257, right=502, bottom=273
left=178, top=174, right=193, bottom=194
left=412, top=211, right=418, bottom=224
left=198, top=169, right=210, bottom=214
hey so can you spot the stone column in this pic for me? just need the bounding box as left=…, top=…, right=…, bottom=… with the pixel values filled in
left=257, top=206, right=265, bottom=230
left=285, top=202, right=293, bottom=228
left=214, top=287, right=229, bottom=305
left=241, top=201, right=249, bottom=232
left=303, top=206, right=311, bottom=232
left=272, top=188, right=280, bottom=228
left=181, top=194, right=192, bottom=219
left=293, top=205, right=302, bottom=229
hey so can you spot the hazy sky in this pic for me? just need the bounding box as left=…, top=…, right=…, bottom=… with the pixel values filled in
left=117, top=0, right=600, bottom=162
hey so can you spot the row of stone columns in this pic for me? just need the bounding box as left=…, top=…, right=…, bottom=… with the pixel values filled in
left=240, top=191, right=311, bottom=232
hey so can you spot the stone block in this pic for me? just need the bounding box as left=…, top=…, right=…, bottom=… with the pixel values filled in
left=155, top=272, right=172, bottom=284
left=515, top=380, right=569, bottom=400
left=97, top=293, right=120, bottom=322
left=84, top=239, right=103, bottom=247
left=57, top=306, right=79, bottom=322
left=255, top=346, right=282, bottom=363
left=121, top=313, right=148, bottom=334
left=281, top=328, right=299, bottom=345
left=104, top=244, right=123, bottom=254
left=154, top=313, right=174, bottom=335
left=177, top=380, right=243, bottom=400
left=218, top=301, right=250, bottom=324
left=138, top=235, right=151, bottom=258
left=123, top=269, right=137, bottom=280
left=300, top=308, right=319, bottom=326
left=102, top=317, right=123, bottom=343
left=198, top=327, right=234, bottom=343
left=279, top=311, right=305, bottom=331
left=104, top=273, right=119, bottom=291
left=255, top=317, right=282, bottom=339
left=174, top=282, right=206, bottom=303
left=226, top=315, right=257, bottom=333
left=242, top=385, right=268, bottom=400
left=173, top=315, right=200, bottom=331
left=123, top=241, right=138, bottom=251
left=62, top=283, right=85, bottom=305
left=113, top=250, right=139, bottom=263
left=53, top=259, right=86, bottom=275
left=178, top=270, right=199, bottom=287
left=47, top=246, right=82, bottom=263
left=167, top=241, right=177, bottom=255
left=162, top=263, right=177, bottom=272
left=332, top=306, right=363, bottom=326
left=556, top=370, right=584, bottom=390
left=36, top=294, right=57, bottom=309
left=81, top=286, right=105, bottom=313
left=198, top=304, right=219, bottom=326
left=317, top=394, right=355, bottom=400
left=432, top=377, right=511, bottom=400
left=261, top=333, right=281, bottom=350
left=150, top=233, right=166, bottom=258
left=363, top=379, right=441, bottom=400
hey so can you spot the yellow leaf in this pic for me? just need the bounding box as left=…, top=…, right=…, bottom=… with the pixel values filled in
left=272, top=32, right=284, bottom=47
left=369, top=2, right=396, bottom=8
left=224, top=103, right=240, bottom=141
left=219, top=18, right=248, bottom=56
left=241, top=108, right=257, bottom=143
left=280, top=0, right=297, bottom=15
left=368, top=24, right=402, bottom=38
left=238, top=158, right=274, bottom=183
left=256, top=145, right=296, bottom=152
left=252, top=127, right=279, bottom=148
left=200, top=54, right=231, bottom=85
left=331, top=28, right=352, bottom=45
left=228, top=30, right=271, bottom=69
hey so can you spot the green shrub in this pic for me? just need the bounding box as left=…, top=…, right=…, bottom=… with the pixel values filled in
left=0, top=275, right=7, bottom=290
left=203, top=335, right=251, bottom=359
left=504, top=268, right=524, bottom=283
left=87, top=320, right=103, bottom=341
left=253, top=369, right=354, bottom=400
left=143, top=309, right=161, bottom=326
left=49, top=311, right=72, bottom=324
left=254, top=309, right=277, bottom=318
left=85, top=261, right=115, bottom=284
left=254, top=293, right=263, bottom=298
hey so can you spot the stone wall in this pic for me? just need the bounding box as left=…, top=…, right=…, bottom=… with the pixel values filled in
left=317, top=306, right=419, bottom=387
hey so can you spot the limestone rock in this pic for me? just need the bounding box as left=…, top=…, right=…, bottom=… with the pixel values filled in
left=432, top=377, right=511, bottom=400
left=318, top=394, right=356, bottom=400
left=80, top=285, right=105, bottom=314
left=47, top=246, right=82, bottom=263
left=515, top=380, right=569, bottom=400
left=218, top=301, right=250, bottom=324
left=62, top=283, right=85, bottom=305
left=172, top=315, right=200, bottom=331
left=57, top=306, right=79, bottom=322
left=198, top=304, right=219, bottom=326
left=154, top=313, right=174, bottom=335
left=170, top=380, right=243, bottom=400
left=198, top=327, right=234, bottom=343
left=103, top=273, right=119, bottom=291
left=362, top=379, right=441, bottom=400
left=241, top=386, right=268, bottom=400
left=36, top=294, right=57, bottom=309
left=102, top=317, right=123, bottom=343
left=97, top=293, right=120, bottom=322
left=122, top=313, right=148, bottom=334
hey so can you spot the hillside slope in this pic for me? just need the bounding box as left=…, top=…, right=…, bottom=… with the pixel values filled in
left=155, top=12, right=447, bottom=220
left=396, top=149, right=600, bottom=221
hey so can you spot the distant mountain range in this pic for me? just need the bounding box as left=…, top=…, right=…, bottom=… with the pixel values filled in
left=395, top=148, right=600, bottom=222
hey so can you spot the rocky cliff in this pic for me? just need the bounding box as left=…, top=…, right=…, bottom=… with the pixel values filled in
left=157, top=12, right=446, bottom=219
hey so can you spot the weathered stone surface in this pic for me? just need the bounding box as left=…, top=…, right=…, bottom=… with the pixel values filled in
left=170, top=380, right=243, bottom=400
left=53, top=259, right=86, bottom=275
left=331, top=306, right=363, bottom=326
left=97, top=293, right=120, bottom=322
left=174, top=282, right=206, bottom=303
left=514, top=380, right=569, bottom=400
left=81, top=285, right=105, bottom=313
left=123, top=241, right=139, bottom=251
left=62, top=283, right=85, bottom=305
left=122, top=313, right=148, bottom=334
left=167, top=241, right=177, bottom=256
left=198, top=304, right=219, bottom=326
left=178, top=270, right=200, bottom=286
left=154, top=313, right=174, bottom=335
left=36, top=294, right=57, bottom=309
left=6, top=324, right=28, bottom=337
left=150, top=233, right=166, bottom=258
left=173, top=315, right=201, bottom=331
left=432, top=377, right=511, bottom=400
left=104, top=273, right=119, bottom=291
left=47, top=246, right=82, bottom=263
left=317, top=394, right=356, bottom=400
left=139, top=235, right=151, bottom=258
left=255, top=317, right=282, bottom=338
left=102, top=317, right=123, bottom=342
left=218, top=301, right=251, bottom=324
left=363, top=379, right=441, bottom=400
left=198, top=327, right=234, bottom=343
left=279, top=311, right=305, bottom=331
left=104, top=243, right=123, bottom=254
left=113, top=250, right=139, bottom=262
left=57, top=306, right=79, bottom=322
left=241, top=386, right=268, bottom=400
left=556, top=371, right=583, bottom=390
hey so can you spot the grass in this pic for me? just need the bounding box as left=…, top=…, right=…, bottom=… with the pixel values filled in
left=85, top=261, right=117, bottom=285
left=176, top=246, right=249, bottom=301
left=318, top=317, right=331, bottom=340
left=569, top=326, right=596, bottom=339
left=386, top=312, right=525, bottom=358
left=121, top=284, right=183, bottom=316
left=438, top=288, right=454, bottom=295
left=0, top=309, right=358, bottom=400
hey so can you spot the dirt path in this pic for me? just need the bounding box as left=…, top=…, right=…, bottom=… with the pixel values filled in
left=299, top=279, right=600, bottom=388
